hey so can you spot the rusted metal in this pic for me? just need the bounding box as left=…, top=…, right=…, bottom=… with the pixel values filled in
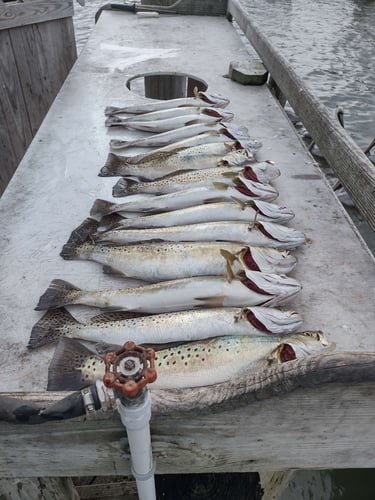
left=103, top=341, right=157, bottom=398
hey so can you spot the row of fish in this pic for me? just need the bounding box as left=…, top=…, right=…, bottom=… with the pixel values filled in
left=30, top=89, right=332, bottom=392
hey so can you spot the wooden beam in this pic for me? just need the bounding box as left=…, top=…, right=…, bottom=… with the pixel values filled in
left=228, top=0, right=375, bottom=233
left=0, top=0, right=74, bottom=30
left=1, top=381, right=375, bottom=475
left=1, top=353, right=375, bottom=475
left=0, top=477, right=79, bottom=499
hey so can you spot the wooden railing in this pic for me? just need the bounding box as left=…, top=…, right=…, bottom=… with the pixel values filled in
left=227, top=0, right=375, bottom=233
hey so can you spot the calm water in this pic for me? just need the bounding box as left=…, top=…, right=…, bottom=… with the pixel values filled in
left=72, top=2, right=374, bottom=498
left=242, top=0, right=375, bottom=149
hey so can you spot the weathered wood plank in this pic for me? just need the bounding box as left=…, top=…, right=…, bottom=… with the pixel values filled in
left=0, top=0, right=74, bottom=30
left=75, top=478, right=137, bottom=499
left=0, top=477, right=80, bottom=499
left=9, top=18, right=77, bottom=135
left=0, top=29, right=33, bottom=195
left=1, top=352, right=375, bottom=475
left=0, top=382, right=375, bottom=476
left=228, top=0, right=375, bottom=232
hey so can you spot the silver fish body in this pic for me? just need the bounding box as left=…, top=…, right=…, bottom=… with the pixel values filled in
left=110, top=123, right=235, bottom=150
left=108, top=106, right=234, bottom=123
left=35, top=271, right=302, bottom=312
left=93, top=220, right=305, bottom=249
left=112, top=161, right=279, bottom=197
left=28, top=306, right=303, bottom=348
left=91, top=185, right=278, bottom=219
left=47, top=331, right=332, bottom=390
left=101, top=200, right=293, bottom=229
left=105, top=109, right=234, bottom=131
left=61, top=226, right=298, bottom=279
left=99, top=141, right=257, bottom=178
left=104, top=91, right=230, bottom=115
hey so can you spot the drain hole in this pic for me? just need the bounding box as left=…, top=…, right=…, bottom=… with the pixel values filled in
left=126, top=72, right=208, bottom=100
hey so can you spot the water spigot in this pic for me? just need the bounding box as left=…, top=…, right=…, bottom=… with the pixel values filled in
left=103, top=341, right=157, bottom=398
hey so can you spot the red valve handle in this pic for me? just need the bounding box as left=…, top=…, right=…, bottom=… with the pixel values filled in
left=103, top=341, right=157, bottom=397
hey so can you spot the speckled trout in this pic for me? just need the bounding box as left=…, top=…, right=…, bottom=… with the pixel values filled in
left=112, top=161, right=280, bottom=196
left=91, top=184, right=279, bottom=219
left=105, top=108, right=234, bottom=131
left=47, top=331, right=332, bottom=390
left=99, top=142, right=259, bottom=178
left=35, top=271, right=302, bottom=312
left=97, top=200, right=294, bottom=229
left=61, top=220, right=297, bottom=279
left=92, top=220, right=305, bottom=249
left=109, top=123, right=241, bottom=150
left=28, top=306, right=303, bottom=349
left=104, top=91, right=230, bottom=115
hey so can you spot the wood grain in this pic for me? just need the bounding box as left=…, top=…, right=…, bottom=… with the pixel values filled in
left=0, top=353, right=375, bottom=474
left=0, top=0, right=74, bottom=30
left=0, top=30, right=33, bottom=194
left=10, top=18, right=76, bottom=134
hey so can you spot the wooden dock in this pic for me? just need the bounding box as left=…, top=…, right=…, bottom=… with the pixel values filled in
left=0, top=0, right=375, bottom=493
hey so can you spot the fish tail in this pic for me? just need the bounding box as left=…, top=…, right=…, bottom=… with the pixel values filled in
left=61, top=218, right=99, bottom=260
left=28, top=308, right=78, bottom=349
left=104, top=105, right=122, bottom=116
left=105, top=116, right=127, bottom=127
left=110, top=139, right=131, bottom=150
left=98, top=214, right=125, bottom=231
left=48, top=338, right=97, bottom=391
left=99, top=153, right=128, bottom=177
left=90, top=199, right=118, bottom=219
left=112, top=177, right=139, bottom=197
left=35, top=279, right=82, bottom=311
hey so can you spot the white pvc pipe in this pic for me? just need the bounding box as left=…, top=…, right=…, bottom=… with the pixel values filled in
left=117, top=389, right=156, bottom=500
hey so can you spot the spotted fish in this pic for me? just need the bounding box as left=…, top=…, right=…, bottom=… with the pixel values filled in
left=47, top=331, right=333, bottom=390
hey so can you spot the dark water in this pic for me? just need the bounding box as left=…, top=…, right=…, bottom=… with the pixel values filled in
left=241, top=1, right=375, bottom=498
left=242, top=0, right=375, bottom=149
left=72, top=2, right=374, bottom=498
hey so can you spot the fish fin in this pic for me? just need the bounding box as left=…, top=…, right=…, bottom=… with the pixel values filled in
left=105, top=116, right=126, bottom=127
left=27, top=308, right=78, bottom=349
left=99, top=153, right=129, bottom=177
left=47, top=338, right=100, bottom=391
left=64, top=218, right=99, bottom=250
left=90, top=199, right=118, bottom=219
left=110, top=139, right=132, bottom=150
left=219, top=249, right=237, bottom=282
left=79, top=339, right=121, bottom=356
left=212, top=182, right=229, bottom=191
left=104, top=106, right=122, bottom=116
left=194, top=295, right=225, bottom=307
left=112, top=177, right=138, bottom=197
left=155, top=169, right=196, bottom=180
left=102, top=265, right=126, bottom=277
left=185, top=119, right=200, bottom=126
left=35, top=279, right=81, bottom=311
left=203, top=196, right=227, bottom=204
left=230, top=197, right=246, bottom=210
left=221, top=171, right=238, bottom=179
